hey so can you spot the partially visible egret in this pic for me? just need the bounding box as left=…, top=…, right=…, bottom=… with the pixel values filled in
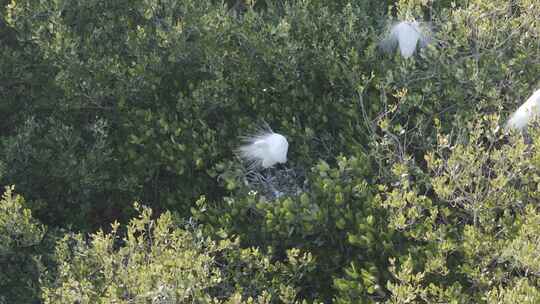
left=238, top=129, right=289, bottom=169
left=506, top=89, right=540, bottom=131
left=380, top=21, right=431, bottom=58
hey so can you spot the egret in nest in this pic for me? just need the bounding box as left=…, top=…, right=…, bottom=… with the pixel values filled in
left=380, top=21, right=431, bottom=58
left=237, top=126, right=289, bottom=170
left=506, top=89, right=540, bottom=131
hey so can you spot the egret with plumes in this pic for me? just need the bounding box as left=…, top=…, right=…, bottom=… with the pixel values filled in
left=238, top=130, right=289, bottom=169
left=506, top=89, right=540, bottom=131
left=380, top=21, right=431, bottom=58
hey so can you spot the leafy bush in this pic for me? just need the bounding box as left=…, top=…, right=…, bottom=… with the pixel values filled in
left=1, top=0, right=540, bottom=302
left=5, top=0, right=538, bottom=231
left=195, top=155, right=404, bottom=302
left=368, top=119, right=540, bottom=303
left=0, top=186, right=45, bottom=304
left=42, top=203, right=313, bottom=303
left=3, top=0, right=390, bottom=229
left=0, top=117, right=130, bottom=230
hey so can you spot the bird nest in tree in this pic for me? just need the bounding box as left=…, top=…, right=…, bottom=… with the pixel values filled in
left=243, top=165, right=308, bottom=201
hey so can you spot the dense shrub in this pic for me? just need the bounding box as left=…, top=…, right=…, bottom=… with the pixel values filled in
left=4, top=0, right=538, bottom=230
left=194, top=155, right=403, bottom=302
left=0, top=186, right=45, bottom=304
left=0, top=17, right=58, bottom=137
left=42, top=203, right=313, bottom=303
left=3, top=0, right=392, bottom=229
left=1, top=0, right=539, bottom=302
left=375, top=119, right=540, bottom=303
left=0, top=117, right=130, bottom=230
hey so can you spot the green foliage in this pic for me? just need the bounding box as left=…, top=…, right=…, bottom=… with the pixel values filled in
left=0, top=19, right=58, bottom=137
left=4, top=0, right=536, bottom=229
left=1, top=0, right=540, bottom=302
left=1, top=117, right=128, bottom=230
left=3, top=0, right=391, bottom=228
left=42, top=203, right=313, bottom=303
left=195, top=155, right=403, bottom=302
left=0, top=186, right=45, bottom=304
left=378, top=118, right=540, bottom=303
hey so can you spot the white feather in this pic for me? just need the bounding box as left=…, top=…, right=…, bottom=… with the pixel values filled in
left=238, top=132, right=289, bottom=169
left=506, top=89, right=540, bottom=131
left=381, top=21, right=430, bottom=58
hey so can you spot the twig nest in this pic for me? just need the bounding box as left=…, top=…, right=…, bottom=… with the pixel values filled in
left=238, top=131, right=289, bottom=169
left=506, top=89, right=540, bottom=131
left=380, top=21, right=431, bottom=58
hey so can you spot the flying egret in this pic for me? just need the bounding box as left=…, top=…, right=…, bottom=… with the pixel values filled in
left=380, top=21, right=431, bottom=58
left=506, top=89, right=540, bottom=131
left=238, top=129, right=289, bottom=169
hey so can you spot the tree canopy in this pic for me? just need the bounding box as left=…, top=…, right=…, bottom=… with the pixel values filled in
left=1, top=0, right=539, bottom=302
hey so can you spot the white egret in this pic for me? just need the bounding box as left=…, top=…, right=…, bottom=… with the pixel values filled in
left=506, top=89, right=540, bottom=131
left=238, top=129, right=289, bottom=169
left=380, top=21, right=431, bottom=58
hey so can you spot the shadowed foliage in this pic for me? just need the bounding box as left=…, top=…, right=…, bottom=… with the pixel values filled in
left=1, top=0, right=539, bottom=302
